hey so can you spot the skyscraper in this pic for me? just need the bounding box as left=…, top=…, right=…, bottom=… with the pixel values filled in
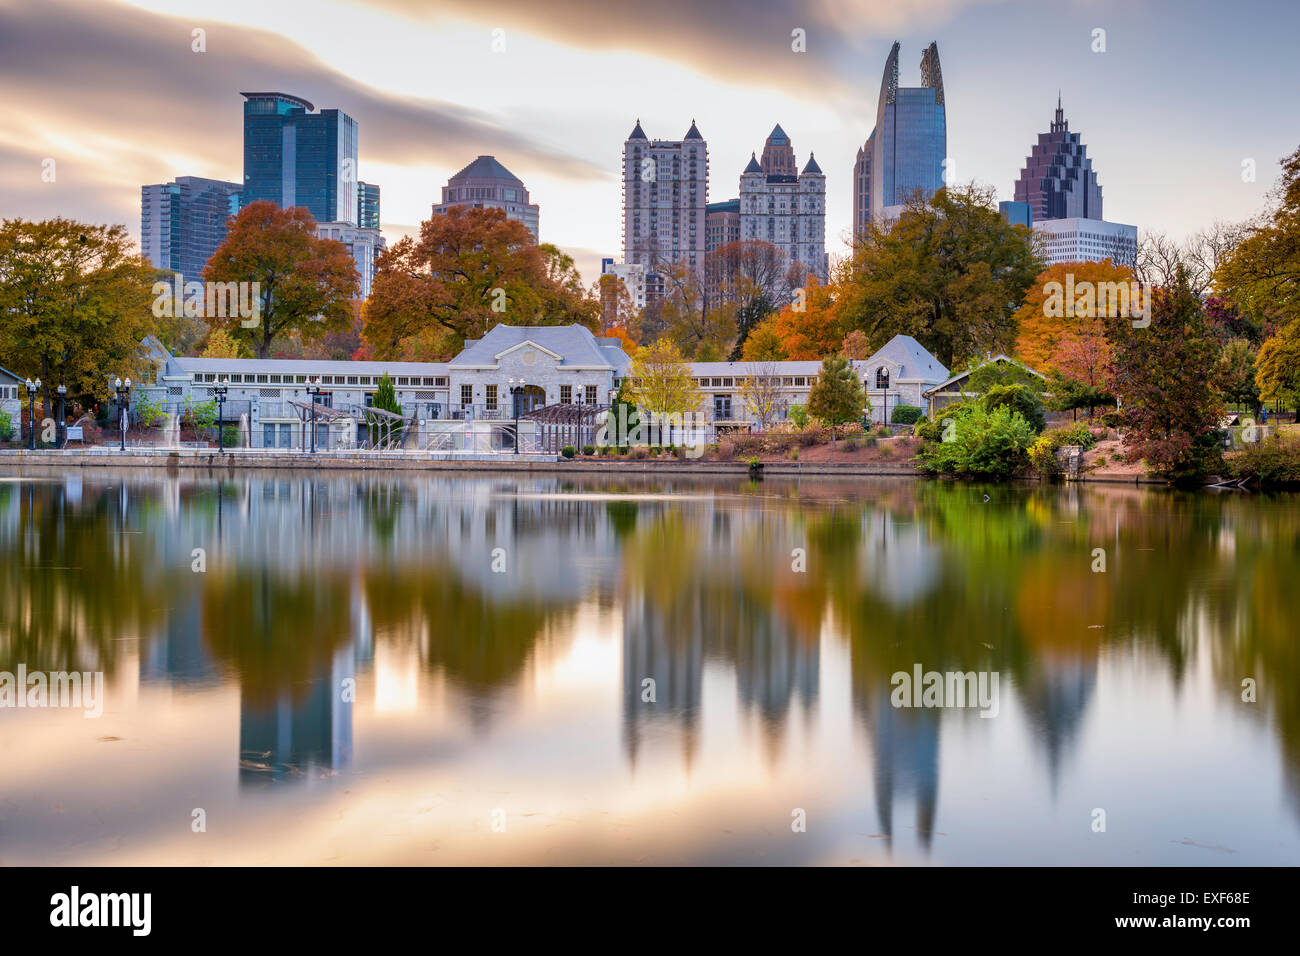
left=705, top=199, right=740, bottom=252
left=853, top=42, right=947, bottom=236
left=739, top=125, right=827, bottom=281
left=357, top=182, right=381, bottom=230
left=241, top=91, right=359, bottom=225
left=622, top=120, right=709, bottom=273
left=1013, top=97, right=1104, bottom=221
left=431, top=155, right=539, bottom=241
left=140, top=176, right=242, bottom=276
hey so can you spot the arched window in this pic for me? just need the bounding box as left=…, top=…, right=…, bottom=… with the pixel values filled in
left=875, top=367, right=890, bottom=390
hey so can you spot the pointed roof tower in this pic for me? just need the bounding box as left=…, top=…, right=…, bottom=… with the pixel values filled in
left=743, top=152, right=763, bottom=174
left=684, top=119, right=703, bottom=140
left=628, top=119, right=647, bottom=140
left=801, top=152, right=823, bottom=175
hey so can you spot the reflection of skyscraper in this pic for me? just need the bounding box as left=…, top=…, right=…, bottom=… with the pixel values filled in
left=239, top=643, right=354, bottom=786
left=139, top=593, right=219, bottom=685
left=621, top=588, right=703, bottom=767
left=853, top=42, right=947, bottom=235
left=868, top=694, right=940, bottom=852
left=1019, top=656, right=1097, bottom=792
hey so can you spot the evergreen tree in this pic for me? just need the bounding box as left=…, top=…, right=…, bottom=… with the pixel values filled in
left=807, top=355, right=865, bottom=443
left=368, top=372, right=403, bottom=447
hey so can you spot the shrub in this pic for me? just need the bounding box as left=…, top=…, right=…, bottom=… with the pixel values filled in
left=786, top=405, right=809, bottom=428
left=982, top=383, right=1046, bottom=434
left=891, top=404, right=923, bottom=425
left=916, top=404, right=1036, bottom=479
left=875, top=425, right=890, bottom=437
left=787, top=447, right=799, bottom=460
left=0, top=410, right=12, bottom=442
left=1096, top=455, right=1108, bottom=466
left=1028, top=436, right=1061, bottom=478
left=865, top=436, right=878, bottom=448
left=1227, top=435, right=1300, bottom=484
left=842, top=437, right=860, bottom=452
left=1029, top=423, right=1099, bottom=477
left=631, top=445, right=649, bottom=459
left=716, top=440, right=734, bottom=459
left=561, top=446, right=577, bottom=459
left=878, top=443, right=895, bottom=460
left=220, top=428, right=241, bottom=447
left=582, top=444, right=595, bottom=456
left=1100, top=410, right=1123, bottom=429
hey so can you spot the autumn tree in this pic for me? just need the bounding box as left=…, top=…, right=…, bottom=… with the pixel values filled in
left=837, top=184, right=1041, bottom=367
left=762, top=276, right=846, bottom=360
left=659, top=261, right=731, bottom=360
left=201, top=327, right=245, bottom=358
left=740, top=316, right=787, bottom=361
left=626, top=339, right=700, bottom=444
left=364, top=206, right=596, bottom=360
left=203, top=201, right=357, bottom=359
left=1106, top=267, right=1223, bottom=482
left=807, top=355, right=865, bottom=441
left=0, top=218, right=156, bottom=416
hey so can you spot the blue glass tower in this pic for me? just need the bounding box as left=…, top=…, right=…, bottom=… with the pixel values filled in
left=241, top=92, right=359, bottom=225
left=853, top=42, right=947, bottom=235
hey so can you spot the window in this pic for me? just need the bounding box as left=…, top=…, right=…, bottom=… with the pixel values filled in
left=460, top=384, right=472, bottom=406
left=585, top=385, right=597, bottom=405
left=560, top=385, right=572, bottom=404
left=486, top=384, right=498, bottom=409
left=876, top=367, right=890, bottom=389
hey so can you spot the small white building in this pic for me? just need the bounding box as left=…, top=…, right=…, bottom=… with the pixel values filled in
left=1032, top=217, right=1137, bottom=268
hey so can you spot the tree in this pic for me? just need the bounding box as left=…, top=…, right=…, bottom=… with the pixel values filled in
left=840, top=330, right=871, bottom=360
left=740, top=316, right=787, bottom=361
left=837, top=184, right=1042, bottom=367
left=807, top=355, right=864, bottom=442
left=1106, top=267, right=1223, bottom=482
left=1218, top=337, right=1261, bottom=413
left=626, top=339, right=699, bottom=444
left=201, top=326, right=245, bottom=358
left=738, top=362, right=785, bottom=430
left=0, top=218, right=156, bottom=417
left=1013, top=259, right=1135, bottom=381
left=764, top=276, right=846, bottom=359
left=203, top=201, right=358, bottom=359
left=595, top=272, right=640, bottom=345
left=367, top=372, right=404, bottom=448
left=1255, top=320, right=1300, bottom=406
left=364, top=206, right=595, bottom=360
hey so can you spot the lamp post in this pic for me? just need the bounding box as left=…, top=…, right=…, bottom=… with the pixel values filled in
left=508, top=378, right=527, bottom=454
left=213, top=380, right=228, bottom=454
left=114, top=377, right=131, bottom=451
left=55, top=384, right=66, bottom=447
left=25, top=378, right=39, bottom=450
left=306, top=378, right=323, bottom=454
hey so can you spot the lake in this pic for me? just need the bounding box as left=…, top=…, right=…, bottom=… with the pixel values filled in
left=1, top=467, right=1298, bottom=865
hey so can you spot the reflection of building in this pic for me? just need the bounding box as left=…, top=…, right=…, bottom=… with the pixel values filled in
left=621, top=586, right=704, bottom=766
left=853, top=42, right=947, bottom=235
left=239, top=642, right=354, bottom=786
left=1019, top=657, right=1097, bottom=791
left=432, top=155, right=539, bottom=241
left=869, top=695, right=940, bottom=851
left=140, top=593, right=219, bottom=684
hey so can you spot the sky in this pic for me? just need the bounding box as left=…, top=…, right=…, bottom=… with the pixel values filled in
left=1, top=0, right=1298, bottom=285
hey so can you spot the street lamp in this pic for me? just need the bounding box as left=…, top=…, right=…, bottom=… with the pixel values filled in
left=306, top=378, right=323, bottom=454
left=508, top=377, right=529, bottom=454
left=55, top=384, right=66, bottom=447
left=25, top=378, right=40, bottom=450
left=114, top=377, right=131, bottom=452
left=213, top=380, right=228, bottom=454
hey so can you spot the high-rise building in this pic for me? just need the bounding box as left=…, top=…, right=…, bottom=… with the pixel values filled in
left=357, top=182, right=381, bottom=230
left=431, top=156, right=539, bottom=241
left=853, top=42, right=947, bottom=236
left=599, top=258, right=648, bottom=319
left=739, top=125, right=827, bottom=281
left=140, top=176, right=242, bottom=276
left=316, top=221, right=386, bottom=299
left=705, top=199, right=740, bottom=252
left=241, top=91, right=359, bottom=225
left=999, top=201, right=1033, bottom=228
left=622, top=120, right=709, bottom=273
left=1032, top=217, right=1137, bottom=268
left=1014, top=97, right=1103, bottom=222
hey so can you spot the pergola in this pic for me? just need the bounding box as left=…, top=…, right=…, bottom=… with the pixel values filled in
left=286, top=399, right=355, bottom=450
left=521, top=403, right=609, bottom=454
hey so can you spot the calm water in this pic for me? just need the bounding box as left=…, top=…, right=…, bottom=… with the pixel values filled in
left=1, top=467, right=1298, bottom=866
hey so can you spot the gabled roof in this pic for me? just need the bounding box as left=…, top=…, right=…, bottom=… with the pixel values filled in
left=801, top=152, right=823, bottom=175
left=449, top=324, right=629, bottom=370
left=0, top=363, right=25, bottom=384
left=922, top=354, right=1045, bottom=396
left=863, top=334, right=949, bottom=383
left=743, top=152, right=763, bottom=174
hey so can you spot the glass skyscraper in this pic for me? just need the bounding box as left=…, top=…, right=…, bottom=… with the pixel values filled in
left=853, top=42, right=947, bottom=236
left=357, top=182, right=381, bottom=230
left=140, top=176, right=241, bottom=276
left=241, top=91, right=359, bottom=225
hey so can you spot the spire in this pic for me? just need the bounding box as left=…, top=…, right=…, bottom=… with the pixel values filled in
left=743, top=152, right=763, bottom=174
left=628, top=118, right=646, bottom=140
left=684, top=119, right=703, bottom=140
left=801, top=152, right=823, bottom=175
left=1051, top=95, right=1067, bottom=134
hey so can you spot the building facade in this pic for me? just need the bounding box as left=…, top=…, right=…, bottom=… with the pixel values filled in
left=241, top=91, right=359, bottom=225
left=853, top=42, right=947, bottom=236
left=316, top=221, right=386, bottom=299
left=705, top=199, right=740, bottom=252
left=600, top=259, right=648, bottom=313
left=357, top=181, right=381, bottom=230
left=140, top=176, right=242, bottom=276
left=432, top=155, right=539, bottom=241
left=1032, top=217, right=1138, bottom=268
left=622, top=120, right=709, bottom=273
left=1013, top=98, right=1103, bottom=222
left=739, top=125, right=827, bottom=281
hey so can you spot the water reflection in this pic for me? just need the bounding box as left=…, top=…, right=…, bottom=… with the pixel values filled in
left=1, top=469, right=1298, bottom=864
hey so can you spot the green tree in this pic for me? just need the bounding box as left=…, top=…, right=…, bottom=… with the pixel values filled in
left=1218, top=337, right=1261, bottom=414
left=1106, top=267, right=1224, bottom=482
left=837, top=184, right=1043, bottom=367
left=916, top=403, right=1036, bottom=479
left=367, top=372, right=404, bottom=448
left=203, top=201, right=359, bottom=359
left=627, top=339, right=699, bottom=444
left=807, top=355, right=865, bottom=442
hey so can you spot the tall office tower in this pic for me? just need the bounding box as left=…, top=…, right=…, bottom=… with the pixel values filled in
left=622, top=120, right=709, bottom=273
left=357, top=182, right=381, bottom=230
left=705, top=199, right=740, bottom=252
left=1013, top=97, right=1104, bottom=222
left=140, top=176, right=242, bottom=276
left=241, top=92, right=359, bottom=225
left=315, top=221, right=386, bottom=299
left=852, top=42, right=947, bottom=236
left=739, top=125, right=827, bottom=281
left=431, top=156, right=540, bottom=241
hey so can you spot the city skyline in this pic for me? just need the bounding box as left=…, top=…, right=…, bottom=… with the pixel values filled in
left=2, top=0, right=1298, bottom=285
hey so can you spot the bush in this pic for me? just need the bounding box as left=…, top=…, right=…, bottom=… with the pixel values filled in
left=631, top=445, right=649, bottom=459
left=220, top=428, right=241, bottom=447
left=1227, top=435, right=1300, bottom=484
left=786, top=405, right=809, bottom=428
left=561, top=446, right=576, bottom=459
left=1096, top=455, right=1108, bottom=466
left=0, top=410, right=12, bottom=442
left=1029, top=423, right=1099, bottom=477
left=891, top=404, right=923, bottom=425
left=1100, top=410, right=1123, bottom=429
left=982, top=383, right=1046, bottom=434
left=916, top=404, right=1036, bottom=479
left=582, top=444, right=595, bottom=456
left=716, top=440, right=734, bottom=459
left=787, top=447, right=799, bottom=460
left=842, top=437, right=860, bottom=452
